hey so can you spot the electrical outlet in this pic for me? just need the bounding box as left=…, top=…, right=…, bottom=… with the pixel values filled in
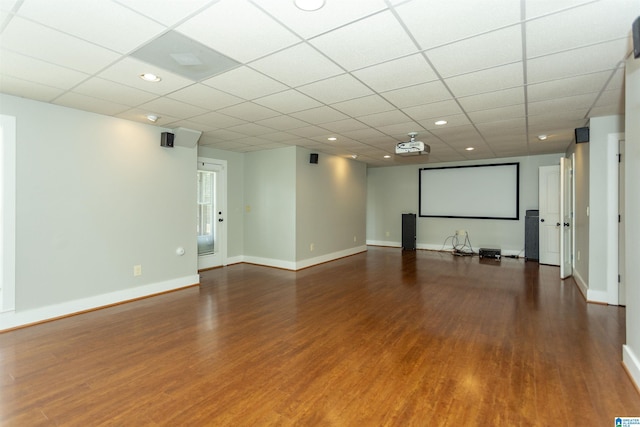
left=133, top=265, right=142, bottom=277
left=310, top=243, right=314, bottom=252
left=577, top=251, right=580, bottom=261
left=385, top=231, right=390, bottom=237
left=353, top=235, right=357, bottom=242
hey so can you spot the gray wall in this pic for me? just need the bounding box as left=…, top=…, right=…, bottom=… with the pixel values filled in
left=366, top=154, right=562, bottom=253
left=624, top=54, right=640, bottom=390
left=295, top=147, right=367, bottom=262
left=1, top=94, right=197, bottom=313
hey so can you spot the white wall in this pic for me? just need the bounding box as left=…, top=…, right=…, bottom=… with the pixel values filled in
left=623, top=54, right=640, bottom=391
left=197, top=146, right=245, bottom=260
left=366, top=154, right=562, bottom=254
left=295, top=147, right=367, bottom=267
left=0, top=94, right=198, bottom=330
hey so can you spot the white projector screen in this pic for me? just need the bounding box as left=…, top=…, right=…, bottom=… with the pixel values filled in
left=419, top=162, right=519, bottom=220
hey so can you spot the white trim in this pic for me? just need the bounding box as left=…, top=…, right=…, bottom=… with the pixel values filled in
left=295, top=245, right=367, bottom=270
left=606, top=133, right=622, bottom=305
left=366, top=240, right=401, bottom=247
left=0, top=274, right=199, bottom=331
left=587, top=288, right=609, bottom=304
left=623, top=344, right=640, bottom=392
left=1, top=115, right=16, bottom=314
left=573, top=269, right=588, bottom=300
left=197, top=157, right=227, bottom=268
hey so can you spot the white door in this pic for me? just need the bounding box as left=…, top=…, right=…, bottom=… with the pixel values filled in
left=197, top=160, right=227, bottom=270
left=560, top=157, right=573, bottom=278
left=619, top=140, right=626, bottom=306
left=539, top=165, right=560, bottom=266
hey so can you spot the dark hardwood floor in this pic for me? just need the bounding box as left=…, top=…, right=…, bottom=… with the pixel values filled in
left=1, top=247, right=638, bottom=426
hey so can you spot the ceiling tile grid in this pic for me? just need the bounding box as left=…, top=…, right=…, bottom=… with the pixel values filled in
left=1, top=0, right=636, bottom=167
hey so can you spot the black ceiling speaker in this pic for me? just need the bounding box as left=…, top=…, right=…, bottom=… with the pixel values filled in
left=310, top=153, right=318, bottom=164
left=161, top=132, right=174, bottom=147
left=633, top=16, right=640, bottom=59
left=575, top=127, right=589, bottom=144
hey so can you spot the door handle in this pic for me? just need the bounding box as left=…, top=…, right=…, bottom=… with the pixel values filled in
left=556, top=222, right=561, bottom=226
left=564, top=222, right=570, bottom=227
left=540, top=218, right=545, bottom=222
left=218, top=218, right=224, bottom=222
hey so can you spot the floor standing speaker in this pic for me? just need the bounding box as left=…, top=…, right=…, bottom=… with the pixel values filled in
left=402, top=213, right=416, bottom=251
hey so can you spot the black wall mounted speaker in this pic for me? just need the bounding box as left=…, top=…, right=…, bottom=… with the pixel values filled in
left=575, top=127, right=589, bottom=144
left=161, top=132, right=174, bottom=147
left=633, top=16, right=640, bottom=59
left=310, top=153, right=318, bottom=164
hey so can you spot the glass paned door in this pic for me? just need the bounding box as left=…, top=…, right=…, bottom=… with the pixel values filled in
left=197, top=170, right=216, bottom=255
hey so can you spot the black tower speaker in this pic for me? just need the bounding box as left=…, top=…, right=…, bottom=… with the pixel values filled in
left=633, top=16, right=640, bottom=59
left=161, top=132, right=174, bottom=147
left=575, top=127, right=589, bottom=143
left=309, top=153, right=318, bottom=164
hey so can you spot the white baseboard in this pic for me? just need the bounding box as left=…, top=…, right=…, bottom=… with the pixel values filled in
left=573, top=269, right=588, bottom=300
left=224, top=255, right=244, bottom=265
left=366, top=240, right=401, bottom=247
left=623, top=344, right=640, bottom=392
left=243, top=246, right=368, bottom=271
left=0, top=274, right=200, bottom=332
left=587, top=288, right=609, bottom=304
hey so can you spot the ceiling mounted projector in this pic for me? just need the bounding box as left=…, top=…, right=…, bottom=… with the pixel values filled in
left=395, top=132, right=430, bottom=156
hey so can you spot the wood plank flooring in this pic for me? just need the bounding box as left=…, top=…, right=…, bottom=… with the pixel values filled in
left=1, top=247, right=639, bottom=426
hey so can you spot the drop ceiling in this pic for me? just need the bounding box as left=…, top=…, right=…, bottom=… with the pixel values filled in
left=0, top=0, right=636, bottom=167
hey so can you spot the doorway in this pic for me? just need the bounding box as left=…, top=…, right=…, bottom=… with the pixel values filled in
left=539, top=165, right=560, bottom=266
left=197, top=159, right=227, bottom=270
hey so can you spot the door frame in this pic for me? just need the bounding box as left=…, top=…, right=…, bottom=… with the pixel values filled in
left=197, top=157, right=227, bottom=270
left=560, top=156, right=573, bottom=279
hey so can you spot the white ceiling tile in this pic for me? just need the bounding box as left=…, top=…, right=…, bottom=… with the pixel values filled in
left=1, top=17, right=120, bottom=74
left=226, top=123, right=277, bottom=137
left=524, top=0, right=593, bottom=19
left=357, top=110, right=411, bottom=127
left=254, top=90, right=322, bottom=114
left=137, top=97, right=208, bottom=119
left=53, top=92, right=130, bottom=116
left=526, top=71, right=612, bottom=102
left=98, top=57, right=195, bottom=95
left=340, top=127, right=387, bottom=140
left=526, top=0, right=637, bottom=58
left=0, top=49, right=89, bottom=89
left=528, top=93, right=598, bottom=116
left=527, top=39, right=628, bottom=84
left=176, top=0, right=300, bottom=63
left=188, top=111, right=247, bottom=129
left=254, top=0, right=388, bottom=39
left=113, top=0, right=216, bottom=27
left=588, top=103, right=624, bottom=117
left=0, top=74, right=64, bottom=102
left=381, top=80, right=452, bottom=109
left=352, top=54, right=438, bottom=92
left=250, top=43, right=344, bottom=87
left=594, top=88, right=624, bottom=108
left=427, top=25, right=522, bottom=78
left=73, top=77, right=158, bottom=106
left=201, top=128, right=247, bottom=141
left=260, top=131, right=299, bottom=142
left=376, top=122, right=425, bottom=138
left=217, top=102, right=280, bottom=121
left=165, top=119, right=217, bottom=133
left=458, top=87, right=524, bottom=112
left=167, top=84, right=243, bottom=110
left=310, top=11, right=418, bottom=71
left=17, top=0, right=165, bottom=54
left=319, top=118, right=369, bottom=133
left=417, top=114, right=471, bottom=130
left=444, top=62, right=524, bottom=97
left=476, top=118, right=526, bottom=135
left=288, top=125, right=332, bottom=138
left=115, top=108, right=180, bottom=126
left=290, top=106, right=348, bottom=124
left=297, top=74, right=373, bottom=104
left=202, top=66, right=288, bottom=100
left=255, top=115, right=308, bottom=131
left=402, top=99, right=463, bottom=121
left=331, top=94, right=395, bottom=117
left=467, top=104, right=525, bottom=123
left=395, top=0, right=521, bottom=49
left=1, top=0, right=17, bottom=12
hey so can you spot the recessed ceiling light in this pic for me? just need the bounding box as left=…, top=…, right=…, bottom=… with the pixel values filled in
left=139, top=73, right=161, bottom=82
left=538, top=134, right=548, bottom=141
left=146, top=114, right=159, bottom=122
left=435, top=120, right=447, bottom=126
left=465, top=147, right=474, bottom=151
left=328, top=137, right=337, bottom=141
left=294, top=0, right=326, bottom=11
left=383, top=155, right=391, bottom=159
